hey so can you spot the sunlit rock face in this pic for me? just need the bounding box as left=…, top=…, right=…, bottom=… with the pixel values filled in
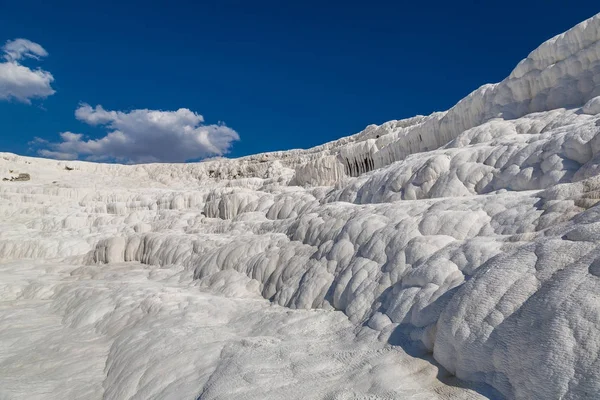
left=2, top=12, right=600, bottom=400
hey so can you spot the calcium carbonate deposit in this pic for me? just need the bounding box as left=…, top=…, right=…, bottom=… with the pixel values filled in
left=2, top=12, right=600, bottom=400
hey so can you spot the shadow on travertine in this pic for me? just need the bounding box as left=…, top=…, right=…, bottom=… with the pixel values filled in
left=387, top=325, right=504, bottom=400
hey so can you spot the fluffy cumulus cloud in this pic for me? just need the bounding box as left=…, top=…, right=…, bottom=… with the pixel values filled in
left=0, top=39, right=55, bottom=103
left=38, top=104, right=240, bottom=163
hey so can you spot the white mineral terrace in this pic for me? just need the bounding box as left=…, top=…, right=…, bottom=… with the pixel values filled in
left=2, top=12, right=600, bottom=400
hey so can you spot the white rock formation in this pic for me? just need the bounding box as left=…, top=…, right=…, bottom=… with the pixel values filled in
left=2, top=12, right=600, bottom=400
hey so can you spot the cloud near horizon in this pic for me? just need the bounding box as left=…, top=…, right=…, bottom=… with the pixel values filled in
left=36, top=104, right=240, bottom=163
left=0, top=38, right=55, bottom=103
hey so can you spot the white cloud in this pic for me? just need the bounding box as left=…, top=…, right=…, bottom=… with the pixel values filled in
left=37, top=149, right=78, bottom=160
left=0, top=62, right=55, bottom=103
left=0, top=39, right=55, bottom=103
left=3, top=39, right=48, bottom=62
left=38, top=104, right=240, bottom=163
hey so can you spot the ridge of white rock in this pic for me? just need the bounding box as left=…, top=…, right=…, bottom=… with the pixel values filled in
left=2, top=12, right=600, bottom=400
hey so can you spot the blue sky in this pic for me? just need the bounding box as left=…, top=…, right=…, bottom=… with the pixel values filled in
left=0, top=1, right=599, bottom=163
